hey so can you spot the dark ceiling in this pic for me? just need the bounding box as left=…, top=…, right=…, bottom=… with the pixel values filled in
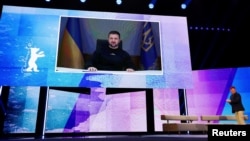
left=1, top=0, right=250, bottom=70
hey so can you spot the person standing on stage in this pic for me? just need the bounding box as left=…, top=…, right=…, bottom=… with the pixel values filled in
left=226, top=86, right=246, bottom=125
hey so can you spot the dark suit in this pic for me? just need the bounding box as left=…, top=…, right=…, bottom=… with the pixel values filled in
left=229, top=92, right=245, bottom=113
left=229, top=92, right=245, bottom=124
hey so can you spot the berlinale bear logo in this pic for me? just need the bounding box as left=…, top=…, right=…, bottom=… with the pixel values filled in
left=25, top=44, right=45, bottom=72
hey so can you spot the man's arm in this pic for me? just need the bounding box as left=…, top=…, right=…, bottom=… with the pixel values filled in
left=227, top=94, right=241, bottom=104
left=85, top=51, right=99, bottom=71
left=230, top=94, right=241, bottom=104
left=123, top=51, right=136, bottom=71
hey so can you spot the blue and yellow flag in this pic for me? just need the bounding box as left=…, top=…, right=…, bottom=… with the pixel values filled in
left=140, top=22, right=158, bottom=70
left=57, top=17, right=84, bottom=69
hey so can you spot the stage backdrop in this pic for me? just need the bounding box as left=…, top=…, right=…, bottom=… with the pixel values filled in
left=186, top=67, right=250, bottom=124
left=2, top=67, right=250, bottom=133
left=3, top=87, right=180, bottom=133
left=0, top=5, right=193, bottom=89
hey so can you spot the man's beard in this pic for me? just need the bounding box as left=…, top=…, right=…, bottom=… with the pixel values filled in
left=109, top=43, right=119, bottom=49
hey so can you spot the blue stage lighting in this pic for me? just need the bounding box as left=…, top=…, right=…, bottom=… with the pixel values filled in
left=181, top=4, right=187, bottom=9
left=148, top=0, right=157, bottom=9
left=116, top=0, right=122, bottom=5
left=149, top=3, right=154, bottom=9
left=181, top=0, right=192, bottom=10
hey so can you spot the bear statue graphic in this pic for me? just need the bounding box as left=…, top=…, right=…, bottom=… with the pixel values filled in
left=25, top=47, right=45, bottom=72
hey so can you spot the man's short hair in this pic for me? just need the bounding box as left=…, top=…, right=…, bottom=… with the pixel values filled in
left=108, top=30, right=120, bottom=39
left=230, top=86, right=236, bottom=89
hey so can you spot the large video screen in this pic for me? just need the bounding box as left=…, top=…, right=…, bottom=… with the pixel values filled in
left=56, top=16, right=162, bottom=73
left=0, top=5, right=193, bottom=88
left=2, top=86, right=180, bottom=133
left=4, top=67, right=250, bottom=133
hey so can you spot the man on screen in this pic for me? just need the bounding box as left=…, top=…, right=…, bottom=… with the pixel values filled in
left=226, top=86, right=246, bottom=125
left=86, top=30, right=135, bottom=72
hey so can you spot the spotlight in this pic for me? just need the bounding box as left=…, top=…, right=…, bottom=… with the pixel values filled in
left=116, top=0, right=122, bottom=5
left=80, top=0, right=87, bottom=3
left=148, top=0, right=157, bottom=9
left=148, top=3, right=154, bottom=9
left=181, top=4, right=187, bottom=9
left=45, top=0, right=51, bottom=2
left=181, top=0, right=192, bottom=10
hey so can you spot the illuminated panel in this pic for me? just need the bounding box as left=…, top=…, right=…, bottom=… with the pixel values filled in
left=186, top=67, right=250, bottom=124
left=0, top=5, right=192, bottom=88
left=3, top=86, right=40, bottom=133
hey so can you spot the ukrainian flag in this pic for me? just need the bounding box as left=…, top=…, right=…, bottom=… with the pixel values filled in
left=140, top=22, right=158, bottom=70
left=57, top=17, right=84, bottom=69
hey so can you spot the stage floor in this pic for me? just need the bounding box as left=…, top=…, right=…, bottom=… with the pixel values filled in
left=0, top=134, right=208, bottom=141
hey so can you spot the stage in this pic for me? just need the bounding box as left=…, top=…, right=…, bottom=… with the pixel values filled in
left=0, top=134, right=208, bottom=141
